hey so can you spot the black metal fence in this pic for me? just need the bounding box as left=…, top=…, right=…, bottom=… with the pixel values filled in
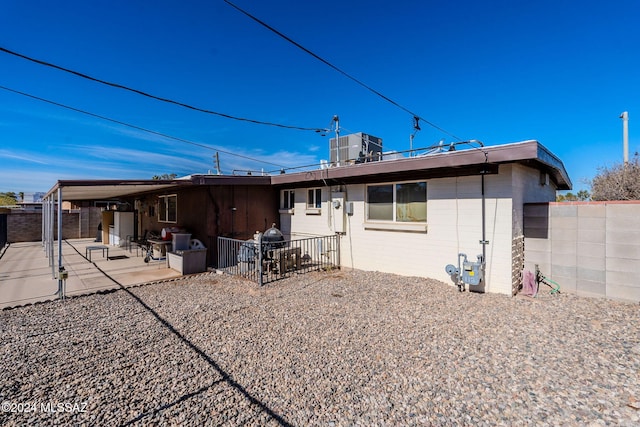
left=217, top=234, right=339, bottom=285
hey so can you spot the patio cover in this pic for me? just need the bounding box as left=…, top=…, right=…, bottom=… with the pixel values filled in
left=41, top=179, right=190, bottom=298
left=43, top=179, right=191, bottom=202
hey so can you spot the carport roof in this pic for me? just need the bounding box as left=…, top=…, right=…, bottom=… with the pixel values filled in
left=44, top=175, right=272, bottom=201
left=44, top=179, right=190, bottom=201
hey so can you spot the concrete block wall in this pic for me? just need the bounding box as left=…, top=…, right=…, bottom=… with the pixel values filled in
left=605, top=204, right=640, bottom=301
left=511, top=234, right=525, bottom=295
left=8, top=211, right=43, bottom=242
left=524, top=201, right=640, bottom=302
left=7, top=210, right=81, bottom=242
left=79, top=207, right=103, bottom=239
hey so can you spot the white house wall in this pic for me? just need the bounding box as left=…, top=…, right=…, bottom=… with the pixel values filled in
left=281, top=167, right=531, bottom=295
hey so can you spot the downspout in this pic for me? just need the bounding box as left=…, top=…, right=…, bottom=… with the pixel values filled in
left=480, top=152, right=490, bottom=290
left=481, top=168, right=486, bottom=262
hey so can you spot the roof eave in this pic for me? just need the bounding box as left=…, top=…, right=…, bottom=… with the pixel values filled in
left=44, top=179, right=192, bottom=201
left=271, top=140, right=572, bottom=190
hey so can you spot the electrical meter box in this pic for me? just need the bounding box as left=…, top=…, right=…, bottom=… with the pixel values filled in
left=331, top=192, right=346, bottom=233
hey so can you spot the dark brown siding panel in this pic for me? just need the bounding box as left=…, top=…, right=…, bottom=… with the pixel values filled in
left=524, top=203, right=550, bottom=239
left=132, top=184, right=277, bottom=268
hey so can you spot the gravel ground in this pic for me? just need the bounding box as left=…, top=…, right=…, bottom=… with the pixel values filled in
left=1, top=270, right=639, bottom=426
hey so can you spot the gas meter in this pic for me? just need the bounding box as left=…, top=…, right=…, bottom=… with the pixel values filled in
left=445, top=253, right=484, bottom=292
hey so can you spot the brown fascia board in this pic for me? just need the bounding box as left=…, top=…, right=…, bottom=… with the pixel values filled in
left=535, top=143, right=572, bottom=190
left=45, top=175, right=272, bottom=202
left=271, top=140, right=572, bottom=190
left=45, top=179, right=194, bottom=201
left=189, top=174, right=272, bottom=186
left=44, top=141, right=571, bottom=201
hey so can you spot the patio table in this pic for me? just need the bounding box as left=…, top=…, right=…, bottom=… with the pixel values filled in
left=86, top=245, right=109, bottom=261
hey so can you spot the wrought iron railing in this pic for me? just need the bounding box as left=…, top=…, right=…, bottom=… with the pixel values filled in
left=217, top=234, right=339, bottom=285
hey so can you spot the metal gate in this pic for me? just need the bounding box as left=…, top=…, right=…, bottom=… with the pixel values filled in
left=217, top=234, right=339, bottom=285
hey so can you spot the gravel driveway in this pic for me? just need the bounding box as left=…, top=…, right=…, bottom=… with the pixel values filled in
left=1, top=270, right=639, bottom=426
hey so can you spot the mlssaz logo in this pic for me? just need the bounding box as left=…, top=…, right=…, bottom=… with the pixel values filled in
left=40, top=402, right=88, bottom=413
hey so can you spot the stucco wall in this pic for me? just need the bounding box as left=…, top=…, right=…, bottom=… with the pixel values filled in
left=524, top=201, right=640, bottom=302
left=281, top=164, right=559, bottom=296
left=511, top=164, right=559, bottom=294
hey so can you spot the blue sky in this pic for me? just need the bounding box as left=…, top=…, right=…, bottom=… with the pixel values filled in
left=1, top=0, right=638, bottom=194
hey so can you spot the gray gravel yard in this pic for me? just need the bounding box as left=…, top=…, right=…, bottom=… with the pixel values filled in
left=1, top=270, right=639, bottom=426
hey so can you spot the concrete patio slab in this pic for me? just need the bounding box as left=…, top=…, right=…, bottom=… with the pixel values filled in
left=0, top=239, right=182, bottom=309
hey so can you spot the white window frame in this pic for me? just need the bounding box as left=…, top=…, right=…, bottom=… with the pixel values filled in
left=280, top=189, right=295, bottom=214
left=158, top=194, right=177, bottom=223
left=365, top=181, right=428, bottom=232
left=306, top=188, right=322, bottom=214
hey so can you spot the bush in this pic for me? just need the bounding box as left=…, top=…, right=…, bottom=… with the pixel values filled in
left=590, top=154, right=640, bottom=201
left=556, top=190, right=590, bottom=202
left=0, top=192, right=18, bottom=206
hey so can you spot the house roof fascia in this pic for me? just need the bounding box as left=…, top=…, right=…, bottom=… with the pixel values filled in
left=189, top=174, right=272, bottom=186
left=271, top=140, right=572, bottom=190
left=43, top=141, right=571, bottom=201
left=535, top=142, right=573, bottom=190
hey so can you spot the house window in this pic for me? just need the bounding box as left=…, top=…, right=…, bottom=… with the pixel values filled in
left=367, top=184, right=393, bottom=220
left=281, top=189, right=295, bottom=210
left=307, top=188, right=322, bottom=211
left=158, top=194, right=177, bottom=223
left=396, top=182, right=427, bottom=222
left=367, top=181, right=426, bottom=222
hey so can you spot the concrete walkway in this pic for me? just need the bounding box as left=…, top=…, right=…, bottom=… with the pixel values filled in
left=0, top=239, right=182, bottom=309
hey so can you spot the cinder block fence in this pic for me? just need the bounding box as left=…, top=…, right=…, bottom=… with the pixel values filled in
left=524, top=201, right=640, bottom=302
left=6, top=207, right=102, bottom=243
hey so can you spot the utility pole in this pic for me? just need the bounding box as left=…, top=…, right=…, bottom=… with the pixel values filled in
left=334, top=115, right=340, bottom=165
left=620, top=111, right=629, bottom=164
left=410, top=116, right=420, bottom=156
left=214, top=152, right=222, bottom=175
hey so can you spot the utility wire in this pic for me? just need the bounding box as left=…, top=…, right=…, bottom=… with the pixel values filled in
left=0, top=46, right=327, bottom=133
left=224, top=0, right=464, bottom=141
left=0, top=84, right=286, bottom=168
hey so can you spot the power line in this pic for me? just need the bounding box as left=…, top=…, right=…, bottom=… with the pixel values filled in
left=0, top=84, right=286, bottom=168
left=224, top=0, right=464, bottom=141
left=0, top=46, right=328, bottom=133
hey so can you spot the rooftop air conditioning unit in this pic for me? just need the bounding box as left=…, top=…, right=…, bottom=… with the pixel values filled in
left=330, top=132, right=382, bottom=166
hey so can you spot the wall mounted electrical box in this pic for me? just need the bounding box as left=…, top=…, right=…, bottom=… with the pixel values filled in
left=345, top=201, right=354, bottom=216
left=331, top=192, right=346, bottom=233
